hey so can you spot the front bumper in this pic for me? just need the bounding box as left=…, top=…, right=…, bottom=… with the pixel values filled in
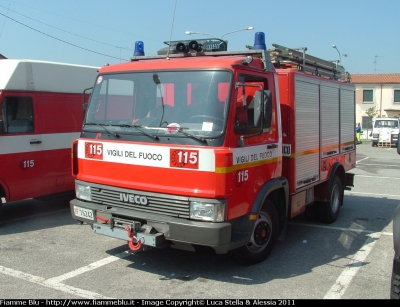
left=70, top=198, right=247, bottom=254
left=371, top=136, right=399, bottom=145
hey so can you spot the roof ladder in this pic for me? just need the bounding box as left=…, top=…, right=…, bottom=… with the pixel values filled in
left=268, top=43, right=348, bottom=81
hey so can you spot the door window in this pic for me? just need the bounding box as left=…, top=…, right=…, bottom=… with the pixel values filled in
left=0, top=96, right=34, bottom=133
left=234, top=74, right=269, bottom=134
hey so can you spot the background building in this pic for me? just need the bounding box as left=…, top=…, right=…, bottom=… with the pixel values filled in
left=352, top=74, right=400, bottom=138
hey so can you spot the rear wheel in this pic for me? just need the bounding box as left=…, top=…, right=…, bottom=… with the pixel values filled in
left=318, top=176, right=343, bottom=223
left=231, top=200, right=279, bottom=265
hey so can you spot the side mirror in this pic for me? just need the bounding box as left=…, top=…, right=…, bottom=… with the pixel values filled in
left=253, top=90, right=272, bottom=128
left=263, top=90, right=272, bottom=128
left=238, top=89, right=273, bottom=147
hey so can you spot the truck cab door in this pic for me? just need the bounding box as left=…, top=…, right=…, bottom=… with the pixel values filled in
left=226, top=73, right=280, bottom=211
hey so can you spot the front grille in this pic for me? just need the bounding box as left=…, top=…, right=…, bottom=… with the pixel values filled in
left=89, top=184, right=190, bottom=218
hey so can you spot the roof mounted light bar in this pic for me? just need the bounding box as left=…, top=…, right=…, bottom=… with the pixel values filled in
left=156, top=38, right=228, bottom=55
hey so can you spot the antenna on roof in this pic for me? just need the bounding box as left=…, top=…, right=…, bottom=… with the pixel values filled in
left=374, top=55, right=382, bottom=73
left=166, top=0, right=178, bottom=60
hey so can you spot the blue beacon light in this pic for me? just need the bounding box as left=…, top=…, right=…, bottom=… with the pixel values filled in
left=253, top=32, right=266, bottom=50
left=134, top=41, right=145, bottom=56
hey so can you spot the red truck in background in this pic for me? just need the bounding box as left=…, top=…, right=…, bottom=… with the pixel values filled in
left=70, top=32, right=356, bottom=265
left=0, top=59, right=99, bottom=216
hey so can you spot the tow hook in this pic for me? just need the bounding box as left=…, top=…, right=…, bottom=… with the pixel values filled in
left=125, top=225, right=143, bottom=251
left=96, top=215, right=110, bottom=224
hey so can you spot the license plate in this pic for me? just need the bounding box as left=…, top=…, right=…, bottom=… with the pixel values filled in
left=73, top=205, right=95, bottom=221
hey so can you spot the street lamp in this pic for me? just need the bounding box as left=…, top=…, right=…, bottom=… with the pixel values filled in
left=332, top=44, right=348, bottom=65
left=185, top=27, right=254, bottom=50
left=185, top=27, right=254, bottom=39
left=220, top=27, right=254, bottom=38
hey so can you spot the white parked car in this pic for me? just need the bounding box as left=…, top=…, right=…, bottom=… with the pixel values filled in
left=371, top=118, right=399, bottom=147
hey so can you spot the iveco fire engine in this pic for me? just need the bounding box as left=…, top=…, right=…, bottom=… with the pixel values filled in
left=70, top=32, right=356, bottom=265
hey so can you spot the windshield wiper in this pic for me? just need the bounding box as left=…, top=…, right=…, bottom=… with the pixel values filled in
left=84, top=122, right=120, bottom=138
left=118, top=124, right=159, bottom=141
left=176, top=127, right=207, bottom=143
left=141, top=125, right=207, bottom=143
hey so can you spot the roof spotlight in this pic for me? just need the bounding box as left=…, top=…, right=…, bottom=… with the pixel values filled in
left=176, top=42, right=187, bottom=53
left=188, top=41, right=199, bottom=51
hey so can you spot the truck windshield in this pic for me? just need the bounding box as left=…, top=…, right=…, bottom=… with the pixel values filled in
left=84, top=70, right=231, bottom=138
left=374, top=120, right=399, bottom=128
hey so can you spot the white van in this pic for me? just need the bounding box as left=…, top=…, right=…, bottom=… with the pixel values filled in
left=0, top=59, right=99, bottom=216
left=371, top=117, right=400, bottom=147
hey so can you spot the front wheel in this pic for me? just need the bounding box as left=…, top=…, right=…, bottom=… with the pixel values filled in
left=318, top=176, right=343, bottom=224
left=231, top=200, right=279, bottom=265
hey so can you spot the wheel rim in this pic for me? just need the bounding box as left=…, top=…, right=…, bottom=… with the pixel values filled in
left=246, top=212, right=272, bottom=253
left=331, top=183, right=340, bottom=214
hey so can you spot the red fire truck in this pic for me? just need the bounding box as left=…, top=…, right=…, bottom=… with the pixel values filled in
left=0, top=59, right=99, bottom=216
left=70, top=32, right=356, bottom=265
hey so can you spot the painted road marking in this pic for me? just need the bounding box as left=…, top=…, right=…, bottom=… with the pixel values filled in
left=0, top=250, right=132, bottom=299
left=45, top=250, right=131, bottom=284
left=0, top=224, right=391, bottom=299
left=356, top=157, right=369, bottom=164
left=346, top=191, right=400, bottom=199
left=323, top=232, right=381, bottom=299
left=0, top=265, right=110, bottom=299
left=354, top=175, right=400, bottom=180
left=289, top=222, right=392, bottom=236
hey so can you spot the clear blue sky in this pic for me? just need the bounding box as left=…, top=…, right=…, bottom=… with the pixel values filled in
left=0, top=0, right=398, bottom=75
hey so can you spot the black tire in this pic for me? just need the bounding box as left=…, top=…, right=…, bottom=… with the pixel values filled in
left=318, top=176, right=343, bottom=224
left=391, top=270, right=400, bottom=299
left=231, top=200, right=279, bottom=265
left=371, top=142, right=377, bottom=147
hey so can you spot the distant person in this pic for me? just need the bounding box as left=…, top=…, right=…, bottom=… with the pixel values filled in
left=356, top=122, right=362, bottom=143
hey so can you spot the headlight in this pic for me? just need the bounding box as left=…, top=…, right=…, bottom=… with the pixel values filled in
left=76, top=182, right=92, bottom=201
left=190, top=201, right=225, bottom=222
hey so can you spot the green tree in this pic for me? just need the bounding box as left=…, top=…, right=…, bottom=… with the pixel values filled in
left=364, top=106, right=379, bottom=139
left=365, top=106, right=379, bottom=119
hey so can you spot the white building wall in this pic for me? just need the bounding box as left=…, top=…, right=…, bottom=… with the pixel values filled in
left=356, top=84, right=400, bottom=124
